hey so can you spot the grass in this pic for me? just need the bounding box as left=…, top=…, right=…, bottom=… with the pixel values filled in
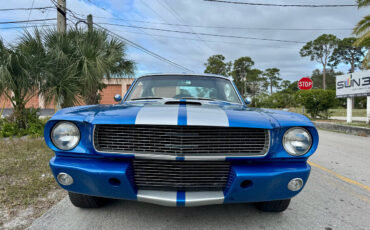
left=288, top=108, right=367, bottom=117
left=328, top=108, right=367, bottom=117
left=0, top=138, right=64, bottom=230
left=322, top=120, right=370, bottom=128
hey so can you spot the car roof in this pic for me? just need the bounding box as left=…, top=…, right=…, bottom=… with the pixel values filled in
left=137, top=73, right=231, bottom=80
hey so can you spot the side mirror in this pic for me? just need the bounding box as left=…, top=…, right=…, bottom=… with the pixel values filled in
left=114, top=94, right=122, bottom=102
left=244, top=97, right=252, bottom=105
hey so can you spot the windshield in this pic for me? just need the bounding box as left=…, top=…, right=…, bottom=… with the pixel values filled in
left=125, top=75, right=241, bottom=104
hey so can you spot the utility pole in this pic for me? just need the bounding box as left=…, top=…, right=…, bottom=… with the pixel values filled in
left=87, top=14, right=93, bottom=32
left=57, top=0, right=66, bottom=33
left=55, top=0, right=66, bottom=111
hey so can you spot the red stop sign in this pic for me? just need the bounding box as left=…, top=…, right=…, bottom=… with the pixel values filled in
left=298, top=77, right=313, bottom=90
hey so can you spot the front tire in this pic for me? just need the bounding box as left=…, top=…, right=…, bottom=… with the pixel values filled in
left=255, top=199, right=291, bottom=212
left=68, top=192, right=109, bottom=208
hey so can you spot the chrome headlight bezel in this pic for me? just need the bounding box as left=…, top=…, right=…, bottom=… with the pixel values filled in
left=51, top=121, right=80, bottom=151
left=283, top=127, right=312, bottom=156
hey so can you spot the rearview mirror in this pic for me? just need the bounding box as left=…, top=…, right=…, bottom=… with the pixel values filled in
left=114, top=94, right=122, bottom=102
left=244, top=97, right=252, bottom=105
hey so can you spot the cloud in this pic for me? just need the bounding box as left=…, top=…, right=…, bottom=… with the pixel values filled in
left=0, top=0, right=368, bottom=81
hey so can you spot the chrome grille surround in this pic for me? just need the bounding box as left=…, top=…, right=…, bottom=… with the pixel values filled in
left=93, top=125, right=270, bottom=159
left=133, top=159, right=231, bottom=191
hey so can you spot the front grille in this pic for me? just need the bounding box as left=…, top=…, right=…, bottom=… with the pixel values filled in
left=94, top=125, right=269, bottom=157
left=133, top=159, right=230, bottom=191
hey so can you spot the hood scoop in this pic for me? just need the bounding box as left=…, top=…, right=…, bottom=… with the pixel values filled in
left=165, top=101, right=202, bottom=106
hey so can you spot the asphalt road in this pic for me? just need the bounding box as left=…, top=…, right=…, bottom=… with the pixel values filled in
left=29, top=130, right=370, bottom=230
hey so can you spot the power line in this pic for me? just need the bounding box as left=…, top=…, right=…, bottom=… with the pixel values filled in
left=94, top=16, right=352, bottom=31
left=86, top=0, right=111, bottom=14
left=158, top=0, right=216, bottom=53
left=0, top=18, right=56, bottom=25
left=49, top=0, right=81, bottom=20
left=62, top=3, right=194, bottom=72
left=86, top=0, right=211, bottom=52
left=91, top=0, right=181, bottom=51
left=138, top=0, right=169, bottom=23
left=98, top=22, right=307, bottom=43
left=41, top=5, right=52, bottom=27
left=0, top=24, right=55, bottom=30
left=0, top=6, right=54, bottom=11
left=93, top=23, right=194, bottom=73
left=203, top=0, right=357, bottom=7
left=107, top=27, right=300, bottom=49
left=91, top=1, right=175, bottom=50
left=25, top=0, right=36, bottom=27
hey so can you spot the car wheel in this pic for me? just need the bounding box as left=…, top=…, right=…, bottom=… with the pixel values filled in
left=68, top=192, right=109, bottom=208
left=255, top=199, right=291, bottom=212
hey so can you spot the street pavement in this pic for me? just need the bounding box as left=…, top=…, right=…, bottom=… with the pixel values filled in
left=29, top=130, right=370, bottom=230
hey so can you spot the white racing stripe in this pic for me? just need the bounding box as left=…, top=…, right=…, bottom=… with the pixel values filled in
left=185, top=191, right=224, bottom=207
left=135, top=105, right=179, bottom=125
left=137, top=190, right=177, bottom=206
left=187, top=106, right=229, bottom=126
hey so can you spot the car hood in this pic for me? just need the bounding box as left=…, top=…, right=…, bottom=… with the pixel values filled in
left=51, top=101, right=314, bottom=129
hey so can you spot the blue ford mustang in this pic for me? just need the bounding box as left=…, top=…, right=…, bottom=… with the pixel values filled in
left=44, top=74, right=319, bottom=212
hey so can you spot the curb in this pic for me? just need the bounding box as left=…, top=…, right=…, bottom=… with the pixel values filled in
left=313, top=121, right=370, bottom=137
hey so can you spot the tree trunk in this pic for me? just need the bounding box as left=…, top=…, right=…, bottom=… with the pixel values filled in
left=350, top=60, right=355, bottom=73
left=322, top=67, right=326, bottom=90
left=84, top=88, right=99, bottom=105
left=270, top=80, right=273, bottom=95
left=13, top=102, right=27, bottom=129
left=85, top=94, right=97, bottom=105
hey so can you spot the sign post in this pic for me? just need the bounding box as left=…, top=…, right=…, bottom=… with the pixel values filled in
left=336, top=70, right=370, bottom=123
left=367, top=96, right=370, bottom=124
left=347, top=97, right=353, bottom=123
left=298, top=77, right=313, bottom=115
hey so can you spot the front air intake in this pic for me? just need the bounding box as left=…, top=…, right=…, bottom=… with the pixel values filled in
left=133, top=159, right=231, bottom=191
left=93, top=125, right=270, bottom=157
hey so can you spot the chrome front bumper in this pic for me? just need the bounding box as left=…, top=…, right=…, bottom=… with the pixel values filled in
left=137, top=190, right=224, bottom=207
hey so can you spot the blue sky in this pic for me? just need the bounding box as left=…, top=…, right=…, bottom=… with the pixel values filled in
left=0, top=0, right=368, bottom=81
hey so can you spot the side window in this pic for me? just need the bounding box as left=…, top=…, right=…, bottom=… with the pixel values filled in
left=130, top=82, right=143, bottom=99
left=224, top=84, right=231, bottom=97
left=224, top=83, right=237, bottom=102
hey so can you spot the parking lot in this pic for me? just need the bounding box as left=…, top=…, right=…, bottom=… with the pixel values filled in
left=29, top=130, right=370, bottom=230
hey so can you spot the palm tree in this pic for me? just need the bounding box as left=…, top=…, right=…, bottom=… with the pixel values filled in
left=353, top=0, right=370, bottom=68
left=41, top=28, right=135, bottom=107
left=0, top=31, right=45, bottom=128
left=41, top=28, right=82, bottom=108
left=71, top=29, right=135, bottom=105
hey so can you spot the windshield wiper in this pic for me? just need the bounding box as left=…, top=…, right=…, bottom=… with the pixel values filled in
left=181, top=97, right=215, bottom=101
left=131, top=97, right=163, bottom=100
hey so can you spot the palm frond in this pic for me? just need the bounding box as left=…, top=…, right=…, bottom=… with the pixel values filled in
left=357, top=0, right=370, bottom=8
left=353, top=15, right=370, bottom=36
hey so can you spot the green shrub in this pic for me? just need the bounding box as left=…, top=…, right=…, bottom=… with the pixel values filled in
left=295, top=89, right=337, bottom=119
left=0, top=120, right=18, bottom=137
left=252, top=92, right=298, bottom=108
left=0, top=108, right=47, bottom=137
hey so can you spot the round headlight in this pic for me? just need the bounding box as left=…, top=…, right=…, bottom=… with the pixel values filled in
left=283, top=127, right=312, bottom=156
left=51, top=122, right=80, bottom=150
